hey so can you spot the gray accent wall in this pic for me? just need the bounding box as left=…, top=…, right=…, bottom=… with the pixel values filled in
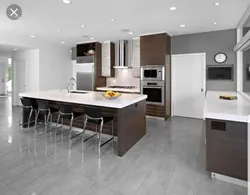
left=171, top=29, right=237, bottom=91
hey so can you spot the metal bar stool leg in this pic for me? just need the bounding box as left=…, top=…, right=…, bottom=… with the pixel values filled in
left=34, top=109, right=40, bottom=130
left=50, top=114, right=53, bottom=131
left=98, top=119, right=104, bottom=158
left=55, top=112, right=61, bottom=136
left=82, top=116, right=88, bottom=142
left=28, top=108, right=33, bottom=128
left=45, top=110, right=51, bottom=132
left=19, top=110, right=24, bottom=127
left=69, top=114, right=74, bottom=138
left=112, top=120, right=114, bottom=148
left=44, top=112, right=47, bottom=131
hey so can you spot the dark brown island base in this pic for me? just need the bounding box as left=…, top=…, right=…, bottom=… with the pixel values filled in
left=206, top=119, right=247, bottom=181
left=204, top=91, right=249, bottom=183
left=19, top=90, right=147, bottom=157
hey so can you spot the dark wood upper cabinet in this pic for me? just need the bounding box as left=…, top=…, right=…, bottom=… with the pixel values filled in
left=140, top=33, right=167, bottom=66
left=76, top=43, right=96, bottom=57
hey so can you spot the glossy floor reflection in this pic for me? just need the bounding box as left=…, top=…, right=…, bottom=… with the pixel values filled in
left=0, top=97, right=247, bottom=195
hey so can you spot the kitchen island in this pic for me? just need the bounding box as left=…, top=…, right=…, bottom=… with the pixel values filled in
left=19, top=90, right=147, bottom=157
left=204, top=91, right=249, bottom=185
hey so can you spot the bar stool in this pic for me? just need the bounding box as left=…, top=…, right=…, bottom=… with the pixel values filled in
left=35, top=100, right=56, bottom=131
left=55, top=104, right=84, bottom=138
left=82, top=107, right=114, bottom=156
left=19, top=98, right=38, bottom=128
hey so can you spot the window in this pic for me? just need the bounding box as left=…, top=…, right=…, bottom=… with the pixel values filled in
left=243, top=48, right=250, bottom=92
left=8, top=57, right=12, bottom=65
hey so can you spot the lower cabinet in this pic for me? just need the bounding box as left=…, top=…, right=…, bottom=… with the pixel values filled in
left=206, top=119, right=247, bottom=181
left=146, top=104, right=165, bottom=118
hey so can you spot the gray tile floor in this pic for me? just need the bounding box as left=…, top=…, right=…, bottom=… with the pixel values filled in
left=0, top=97, right=247, bottom=195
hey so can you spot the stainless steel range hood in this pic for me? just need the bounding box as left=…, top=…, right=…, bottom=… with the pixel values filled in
left=113, top=40, right=131, bottom=69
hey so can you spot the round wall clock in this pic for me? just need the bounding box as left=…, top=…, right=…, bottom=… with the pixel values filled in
left=214, top=53, right=227, bottom=63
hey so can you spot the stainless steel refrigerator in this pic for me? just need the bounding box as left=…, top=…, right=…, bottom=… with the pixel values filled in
left=76, top=63, right=95, bottom=91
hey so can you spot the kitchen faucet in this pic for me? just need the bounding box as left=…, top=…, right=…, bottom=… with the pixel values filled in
left=67, top=78, right=76, bottom=93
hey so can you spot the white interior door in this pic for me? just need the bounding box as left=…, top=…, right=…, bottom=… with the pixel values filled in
left=172, top=53, right=206, bottom=119
left=14, top=60, right=27, bottom=106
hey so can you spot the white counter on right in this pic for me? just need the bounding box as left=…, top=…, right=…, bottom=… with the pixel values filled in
left=204, top=91, right=250, bottom=123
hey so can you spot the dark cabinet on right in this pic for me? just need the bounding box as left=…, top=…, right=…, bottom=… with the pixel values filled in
left=206, top=119, right=247, bottom=181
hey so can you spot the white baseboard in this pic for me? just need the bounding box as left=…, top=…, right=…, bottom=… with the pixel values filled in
left=211, top=172, right=247, bottom=187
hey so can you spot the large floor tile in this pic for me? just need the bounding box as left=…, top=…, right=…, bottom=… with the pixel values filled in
left=0, top=97, right=247, bottom=195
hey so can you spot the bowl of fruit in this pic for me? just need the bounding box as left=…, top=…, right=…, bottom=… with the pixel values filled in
left=103, top=90, right=121, bottom=99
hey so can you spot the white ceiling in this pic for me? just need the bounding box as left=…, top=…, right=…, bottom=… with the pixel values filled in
left=0, top=0, right=249, bottom=47
left=0, top=44, right=29, bottom=56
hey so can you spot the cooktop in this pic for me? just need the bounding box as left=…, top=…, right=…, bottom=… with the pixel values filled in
left=108, top=86, right=136, bottom=89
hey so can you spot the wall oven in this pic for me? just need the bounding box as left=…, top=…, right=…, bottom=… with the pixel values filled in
left=141, top=81, right=164, bottom=105
left=141, top=65, right=165, bottom=81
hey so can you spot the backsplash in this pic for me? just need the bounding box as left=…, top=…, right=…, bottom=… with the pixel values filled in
left=106, top=69, right=140, bottom=88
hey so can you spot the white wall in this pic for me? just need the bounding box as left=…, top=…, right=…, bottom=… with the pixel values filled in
left=39, top=46, right=72, bottom=90
left=1, top=33, right=72, bottom=92
left=0, top=63, right=7, bottom=95
left=0, top=55, right=9, bottom=95
left=12, top=49, right=40, bottom=92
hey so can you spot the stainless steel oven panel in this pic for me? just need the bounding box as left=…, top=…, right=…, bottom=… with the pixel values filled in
left=141, top=65, right=165, bottom=81
left=141, top=81, right=165, bottom=106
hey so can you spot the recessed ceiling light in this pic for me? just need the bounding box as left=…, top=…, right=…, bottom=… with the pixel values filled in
left=128, top=32, right=133, bottom=35
left=214, top=22, right=217, bottom=25
left=13, top=48, right=17, bottom=51
left=169, top=7, right=177, bottom=11
left=110, top=18, right=115, bottom=22
left=90, top=37, right=94, bottom=40
left=81, top=25, right=85, bottom=27
left=63, top=0, right=71, bottom=4
left=61, top=42, right=65, bottom=44
left=30, top=35, right=35, bottom=38
left=58, top=29, right=61, bottom=32
left=214, top=2, right=220, bottom=6
left=180, top=24, right=186, bottom=28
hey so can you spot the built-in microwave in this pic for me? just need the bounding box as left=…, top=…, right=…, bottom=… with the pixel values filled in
left=141, top=65, right=165, bottom=81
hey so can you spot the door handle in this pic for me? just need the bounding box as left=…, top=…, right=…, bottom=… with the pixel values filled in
left=201, top=88, right=203, bottom=92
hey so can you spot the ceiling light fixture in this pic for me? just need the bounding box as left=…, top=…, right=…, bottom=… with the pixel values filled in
left=128, top=32, right=133, bottom=35
left=63, top=0, right=71, bottom=4
left=214, top=22, right=217, bottom=25
left=30, top=35, right=35, bottom=38
left=214, top=2, right=220, bottom=6
left=180, top=24, right=186, bottom=28
left=13, top=49, right=17, bottom=51
left=110, top=18, right=115, bottom=22
left=61, top=42, right=65, bottom=44
left=81, top=25, right=85, bottom=27
left=90, top=37, right=94, bottom=40
left=58, top=29, right=61, bottom=32
left=169, top=7, right=177, bottom=11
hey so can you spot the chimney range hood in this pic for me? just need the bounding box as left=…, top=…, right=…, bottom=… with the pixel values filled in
left=113, top=40, right=131, bottom=69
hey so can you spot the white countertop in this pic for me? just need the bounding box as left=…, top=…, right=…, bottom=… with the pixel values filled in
left=204, top=91, right=250, bottom=122
left=96, top=87, right=140, bottom=93
left=19, top=90, right=147, bottom=109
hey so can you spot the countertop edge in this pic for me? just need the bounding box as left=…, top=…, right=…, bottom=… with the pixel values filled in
left=19, top=90, right=147, bottom=109
left=204, top=112, right=249, bottom=123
